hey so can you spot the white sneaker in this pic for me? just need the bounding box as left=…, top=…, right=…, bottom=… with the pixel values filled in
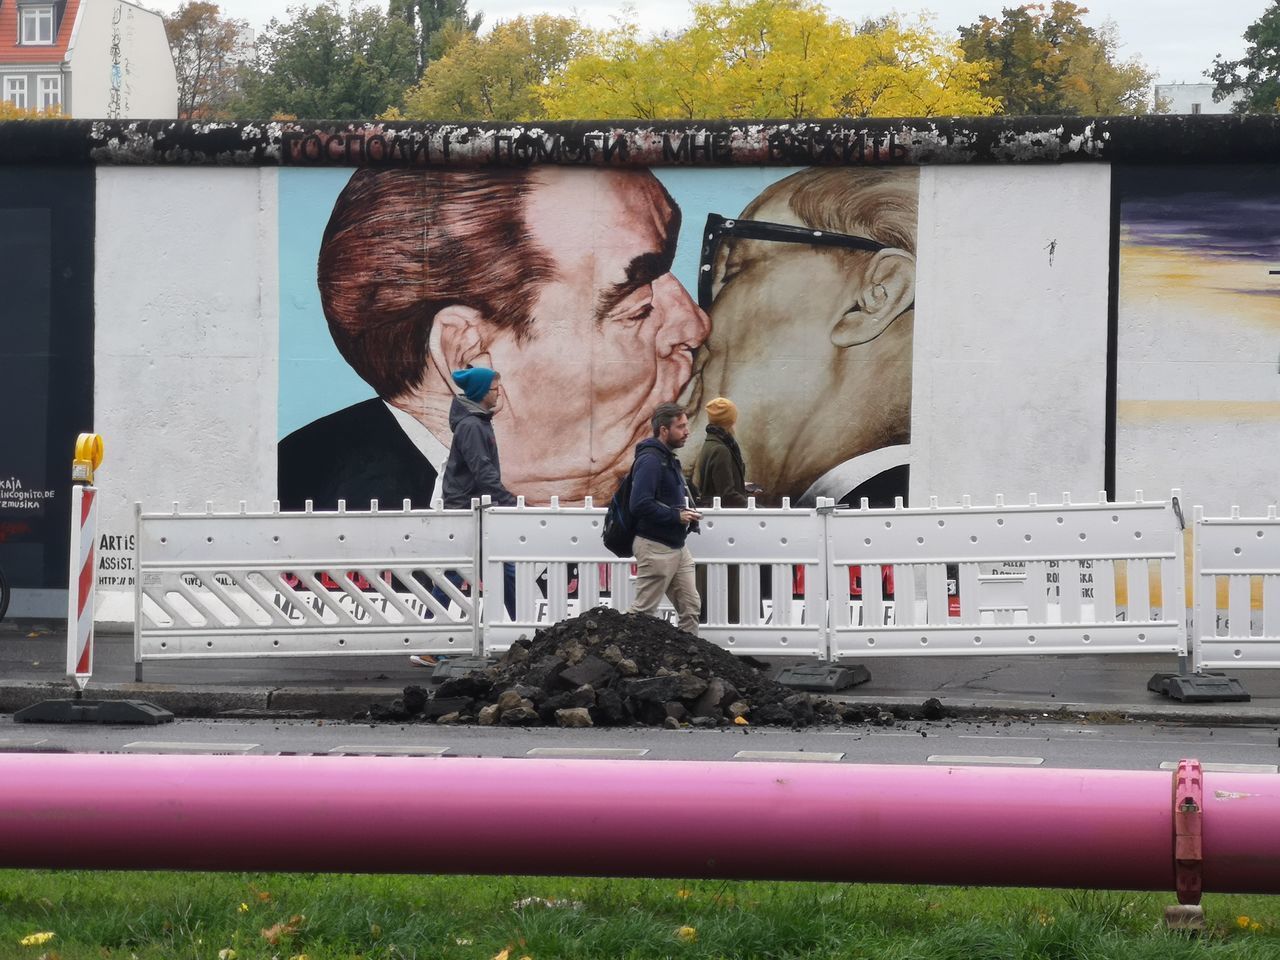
left=409, top=655, right=439, bottom=668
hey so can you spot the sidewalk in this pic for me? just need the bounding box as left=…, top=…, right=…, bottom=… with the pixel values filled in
left=3, top=618, right=1279, bottom=724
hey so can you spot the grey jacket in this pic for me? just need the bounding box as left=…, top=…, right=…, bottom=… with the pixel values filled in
left=442, top=396, right=517, bottom=509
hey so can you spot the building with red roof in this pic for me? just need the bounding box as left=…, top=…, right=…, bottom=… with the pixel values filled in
left=1, top=0, right=175, bottom=117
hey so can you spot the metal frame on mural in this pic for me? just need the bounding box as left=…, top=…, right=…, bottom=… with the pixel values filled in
left=1192, top=504, right=1280, bottom=671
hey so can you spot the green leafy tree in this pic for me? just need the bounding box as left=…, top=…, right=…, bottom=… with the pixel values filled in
left=233, top=2, right=419, bottom=118
left=397, top=15, right=589, bottom=121
left=388, top=0, right=484, bottom=71
left=163, top=2, right=248, bottom=119
left=1209, top=1, right=1280, bottom=113
left=540, top=0, right=997, bottom=120
left=958, top=2, right=1155, bottom=114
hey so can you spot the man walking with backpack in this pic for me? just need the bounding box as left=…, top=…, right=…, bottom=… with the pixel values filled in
left=628, top=403, right=702, bottom=635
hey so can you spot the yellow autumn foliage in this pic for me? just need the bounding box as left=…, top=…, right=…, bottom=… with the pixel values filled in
left=539, top=0, right=997, bottom=119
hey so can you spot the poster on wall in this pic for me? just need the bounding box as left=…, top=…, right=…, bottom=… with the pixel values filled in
left=275, top=166, right=919, bottom=512
left=1115, top=166, right=1280, bottom=515
left=0, top=169, right=94, bottom=612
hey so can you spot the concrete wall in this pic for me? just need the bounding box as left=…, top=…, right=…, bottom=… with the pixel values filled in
left=0, top=117, right=1276, bottom=617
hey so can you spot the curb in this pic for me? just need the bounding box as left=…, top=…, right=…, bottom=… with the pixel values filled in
left=3, top=679, right=1280, bottom=726
left=827, top=693, right=1280, bottom=727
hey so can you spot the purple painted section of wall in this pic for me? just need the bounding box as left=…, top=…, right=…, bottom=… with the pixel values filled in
left=1, top=755, right=1277, bottom=893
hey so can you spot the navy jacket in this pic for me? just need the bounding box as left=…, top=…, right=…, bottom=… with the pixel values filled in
left=442, top=396, right=517, bottom=509
left=629, top=437, right=698, bottom=549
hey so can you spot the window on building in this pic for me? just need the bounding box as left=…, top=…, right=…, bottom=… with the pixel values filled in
left=1191, top=103, right=1202, bottom=114
left=20, top=6, right=56, bottom=45
left=4, top=76, right=28, bottom=110
left=38, top=75, right=61, bottom=112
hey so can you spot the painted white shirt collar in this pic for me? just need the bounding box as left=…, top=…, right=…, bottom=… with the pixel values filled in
left=383, top=400, right=449, bottom=494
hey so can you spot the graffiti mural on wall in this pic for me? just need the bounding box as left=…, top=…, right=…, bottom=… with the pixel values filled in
left=1116, top=166, right=1280, bottom=512
left=278, top=168, right=709, bottom=509
left=683, top=167, right=917, bottom=507
left=277, top=166, right=918, bottom=511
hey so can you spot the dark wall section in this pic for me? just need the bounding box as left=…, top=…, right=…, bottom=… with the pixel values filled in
left=0, top=167, right=94, bottom=593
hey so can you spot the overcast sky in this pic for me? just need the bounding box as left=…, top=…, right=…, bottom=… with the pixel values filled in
left=145, top=1, right=1271, bottom=87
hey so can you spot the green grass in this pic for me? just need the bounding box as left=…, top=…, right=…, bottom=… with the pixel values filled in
left=0, top=871, right=1276, bottom=960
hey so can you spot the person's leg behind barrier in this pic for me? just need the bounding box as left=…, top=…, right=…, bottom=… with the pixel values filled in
left=668, top=545, right=701, bottom=636
left=503, top=562, right=517, bottom=621
left=630, top=536, right=678, bottom=618
left=414, top=569, right=468, bottom=666
left=427, top=569, right=467, bottom=620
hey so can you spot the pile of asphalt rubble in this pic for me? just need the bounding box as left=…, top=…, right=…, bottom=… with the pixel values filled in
left=366, top=607, right=947, bottom=728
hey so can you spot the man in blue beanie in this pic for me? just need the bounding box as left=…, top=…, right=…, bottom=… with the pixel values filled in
left=411, top=366, right=517, bottom=666
left=442, top=367, right=516, bottom=508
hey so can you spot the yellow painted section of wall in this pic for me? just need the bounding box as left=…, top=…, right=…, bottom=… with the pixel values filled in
left=1117, top=400, right=1280, bottom=422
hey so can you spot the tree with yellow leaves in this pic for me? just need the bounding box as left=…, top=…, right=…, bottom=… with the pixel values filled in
left=396, top=15, right=591, bottom=121
left=0, top=101, right=61, bottom=120
left=958, top=2, right=1155, bottom=115
left=539, top=0, right=998, bottom=120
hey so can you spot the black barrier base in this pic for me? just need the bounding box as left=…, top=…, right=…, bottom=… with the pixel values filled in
left=1147, top=672, right=1251, bottom=703
left=776, top=663, right=871, bottom=693
left=431, top=657, right=498, bottom=682
left=14, top=699, right=175, bottom=724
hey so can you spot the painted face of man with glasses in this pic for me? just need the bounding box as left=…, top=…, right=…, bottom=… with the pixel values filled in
left=686, top=167, right=918, bottom=506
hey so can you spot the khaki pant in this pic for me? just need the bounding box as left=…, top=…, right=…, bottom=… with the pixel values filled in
left=630, top=535, right=700, bottom=636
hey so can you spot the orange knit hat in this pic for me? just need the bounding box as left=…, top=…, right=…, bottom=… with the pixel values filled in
left=705, top=397, right=738, bottom=427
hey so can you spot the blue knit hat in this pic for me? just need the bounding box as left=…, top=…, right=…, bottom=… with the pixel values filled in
left=452, top=367, right=497, bottom=403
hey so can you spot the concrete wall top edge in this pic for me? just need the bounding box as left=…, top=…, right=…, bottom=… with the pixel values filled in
left=1, top=115, right=1278, bottom=167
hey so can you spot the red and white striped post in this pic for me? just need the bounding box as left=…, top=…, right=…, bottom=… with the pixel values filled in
left=66, top=434, right=103, bottom=691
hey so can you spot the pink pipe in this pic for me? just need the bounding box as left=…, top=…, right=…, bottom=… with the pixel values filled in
left=1, top=755, right=1277, bottom=894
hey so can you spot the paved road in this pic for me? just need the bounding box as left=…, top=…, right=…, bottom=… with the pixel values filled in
left=4, top=715, right=1278, bottom=773
left=4, top=622, right=1280, bottom=722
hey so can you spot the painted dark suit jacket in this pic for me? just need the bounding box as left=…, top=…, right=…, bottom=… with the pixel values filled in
left=277, top=398, right=438, bottom=511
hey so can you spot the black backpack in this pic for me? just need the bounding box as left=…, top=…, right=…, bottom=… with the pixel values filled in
left=603, top=448, right=667, bottom=557
left=602, top=462, right=640, bottom=558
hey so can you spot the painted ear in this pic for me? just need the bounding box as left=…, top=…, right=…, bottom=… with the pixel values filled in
left=830, top=249, right=915, bottom=348
left=428, top=305, right=492, bottom=384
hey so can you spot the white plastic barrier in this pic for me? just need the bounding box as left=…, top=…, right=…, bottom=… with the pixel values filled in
left=825, top=492, right=1187, bottom=660
left=1193, top=505, right=1280, bottom=670
left=481, top=497, right=829, bottom=658
left=134, top=492, right=1191, bottom=671
left=134, top=500, right=480, bottom=675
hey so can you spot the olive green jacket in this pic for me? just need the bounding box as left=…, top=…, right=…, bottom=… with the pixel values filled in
left=692, top=426, right=749, bottom=508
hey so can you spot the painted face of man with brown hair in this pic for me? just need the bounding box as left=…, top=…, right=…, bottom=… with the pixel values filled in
left=473, top=169, right=708, bottom=503
left=289, top=166, right=709, bottom=510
